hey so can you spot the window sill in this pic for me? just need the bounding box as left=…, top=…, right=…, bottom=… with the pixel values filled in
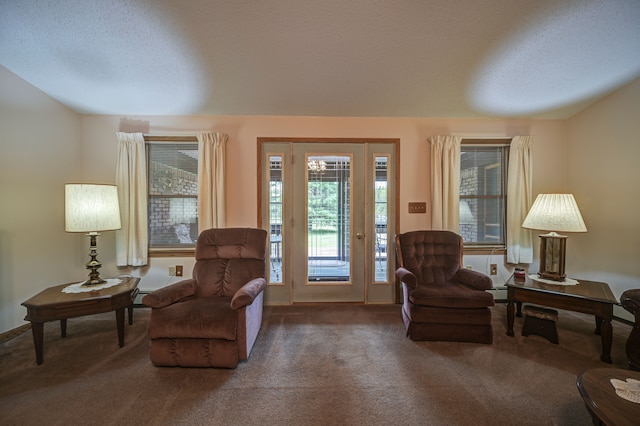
left=463, top=246, right=506, bottom=255
left=149, top=248, right=195, bottom=258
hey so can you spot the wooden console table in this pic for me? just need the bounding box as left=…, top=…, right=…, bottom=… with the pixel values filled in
left=506, top=275, right=617, bottom=363
left=21, top=276, right=140, bottom=365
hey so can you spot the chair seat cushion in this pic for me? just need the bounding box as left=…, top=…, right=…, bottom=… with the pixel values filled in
left=409, top=281, right=494, bottom=309
left=148, top=297, right=238, bottom=340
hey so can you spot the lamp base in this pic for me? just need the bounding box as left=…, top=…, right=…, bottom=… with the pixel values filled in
left=537, top=233, right=567, bottom=282
left=81, top=277, right=107, bottom=286
left=538, top=271, right=567, bottom=282
left=81, top=232, right=105, bottom=286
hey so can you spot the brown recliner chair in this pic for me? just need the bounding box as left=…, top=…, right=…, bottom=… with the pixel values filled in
left=142, top=228, right=267, bottom=368
left=395, top=230, right=494, bottom=344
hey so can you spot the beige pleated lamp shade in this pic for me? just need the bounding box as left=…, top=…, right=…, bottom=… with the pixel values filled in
left=522, top=194, right=587, bottom=233
left=65, top=184, right=122, bottom=232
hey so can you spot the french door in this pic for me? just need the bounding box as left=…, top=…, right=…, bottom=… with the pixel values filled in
left=291, top=143, right=365, bottom=301
left=260, top=139, right=397, bottom=304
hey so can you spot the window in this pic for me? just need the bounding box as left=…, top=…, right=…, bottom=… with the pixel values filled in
left=147, top=141, right=199, bottom=253
left=460, top=140, right=509, bottom=247
left=268, top=154, right=284, bottom=283
left=373, top=155, right=389, bottom=282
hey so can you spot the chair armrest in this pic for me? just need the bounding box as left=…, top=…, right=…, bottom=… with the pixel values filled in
left=396, top=267, right=417, bottom=290
left=454, top=268, right=493, bottom=291
left=621, top=290, right=640, bottom=317
left=141, top=279, right=196, bottom=308
left=230, top=277, right=267, bottom=310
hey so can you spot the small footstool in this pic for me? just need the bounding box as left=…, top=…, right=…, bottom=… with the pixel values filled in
left=522, top=305, right=559, bottom=344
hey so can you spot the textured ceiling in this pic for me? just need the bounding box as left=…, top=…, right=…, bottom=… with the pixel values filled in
left=1, top=0, right=639, bottom=118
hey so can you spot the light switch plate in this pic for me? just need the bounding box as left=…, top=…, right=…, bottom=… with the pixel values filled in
left=408, top=202, right=427, bottom=214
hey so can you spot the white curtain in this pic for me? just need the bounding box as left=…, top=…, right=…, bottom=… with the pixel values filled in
left=197, top=132, right=227, bottom=231
left=429, top=136, right=461, bottom=231
left=506, top=135, right=534, bottom=264
left=115, top=132, right=148, bottom=266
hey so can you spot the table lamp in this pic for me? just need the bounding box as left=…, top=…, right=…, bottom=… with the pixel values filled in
left=65, top=184, right=122, bottom=285
left=521, top=194, right=587, bottom=281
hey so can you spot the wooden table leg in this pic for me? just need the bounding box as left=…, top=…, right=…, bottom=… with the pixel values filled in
left=115, top=308, right=125, bottom=347
left=600, top=318, right=613, bottom=364
left=128, top=304, right=134, bottom=325
left=583, top=403, right=600, bottom=426
left=30, top=322, right=44, bottom=365
left=507, top=299, right=515, bottom=337
left=594, top=316, right=603, bottom=335
left=60, top=319, right=67, bottom=338
left=128, top=288, right=139, bottom=326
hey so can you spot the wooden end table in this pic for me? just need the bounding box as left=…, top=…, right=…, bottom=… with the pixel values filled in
left=506, top=275, right=618, bottom=363
left=577, top=368, right=640, bottom=426
left=21, top=276, right=140, bottom=365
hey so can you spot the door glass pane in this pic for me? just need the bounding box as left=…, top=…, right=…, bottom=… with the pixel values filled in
left=374, top=156, right=389, bottom=282
left=307, top=155, right=351, bottom=282
left=269, top=155, right=283, bottom=284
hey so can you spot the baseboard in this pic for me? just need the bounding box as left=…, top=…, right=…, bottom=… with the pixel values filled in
left=135, top=290, right=150, bottom=305
left=487, top=286, right=507, bottom=303
left=2, top=299, right=633, bottom=343
left=0, top=323, right=31, bottom=343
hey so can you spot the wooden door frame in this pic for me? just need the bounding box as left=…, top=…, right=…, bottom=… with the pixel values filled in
left=257, top=137, right=400, bottom=303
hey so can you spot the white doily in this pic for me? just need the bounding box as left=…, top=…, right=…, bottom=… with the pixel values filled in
left=62, top=278, right=123, bottom=293
left=610, top=378, right=640, bottom=404
left=528, top=274, right=579, bottom=286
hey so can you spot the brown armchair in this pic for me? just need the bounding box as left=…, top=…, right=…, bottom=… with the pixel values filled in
left=395, top=230, right=494, bottom=344
left=142, top=228, right=268, bottom=368
left=620, top=289, right=640, bottom=371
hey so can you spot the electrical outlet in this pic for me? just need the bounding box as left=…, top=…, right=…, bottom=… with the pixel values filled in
left=169, top=266, right=176, bottom=276
left=490, top=264, right=497, bottom=275
left=175, top=265, right=183, bottom=277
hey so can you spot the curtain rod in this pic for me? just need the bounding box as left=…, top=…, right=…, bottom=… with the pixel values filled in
left=462, top=144, right=510, bottom=147
left=143, top=135, right=198, bottom=142
left=460, top=137, right=511, bottom=144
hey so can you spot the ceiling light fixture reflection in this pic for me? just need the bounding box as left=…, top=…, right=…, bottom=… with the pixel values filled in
left=0, top=2, right=207, bottom=115
left=308, top=159, right=327, bottom=174
left=468, top=0, right=640, bottom=116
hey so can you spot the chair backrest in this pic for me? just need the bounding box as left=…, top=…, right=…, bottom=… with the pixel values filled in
left=396, top=230, right=463, bottom=283
left=193, top=228, right=267, bottom=298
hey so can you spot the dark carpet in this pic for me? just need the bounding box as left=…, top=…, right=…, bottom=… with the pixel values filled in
left=0, top=303, right=632, bottom=425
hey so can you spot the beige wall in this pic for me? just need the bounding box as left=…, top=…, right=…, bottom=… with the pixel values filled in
left=0, top=66, right=83, bottom=332
left=3, top=63, right=638, bottom=333
left=79, top=115, right=566, bottom=298
left=566, top=77, right=640, bottom=298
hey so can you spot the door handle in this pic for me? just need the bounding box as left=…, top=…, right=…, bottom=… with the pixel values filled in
left=356, top=233, right=364, bottom=239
